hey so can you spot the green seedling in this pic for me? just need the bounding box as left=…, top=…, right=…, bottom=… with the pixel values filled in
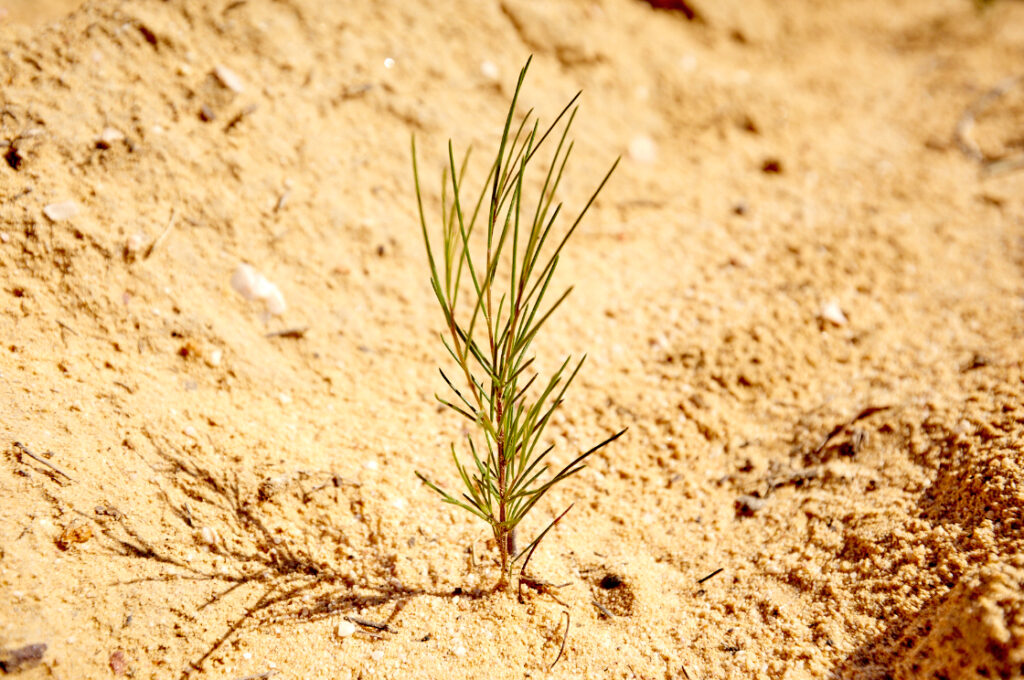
left=412, top=57, right=626, bottom=587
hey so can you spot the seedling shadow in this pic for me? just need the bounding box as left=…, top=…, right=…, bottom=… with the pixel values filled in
left=96, top=440, right=483, bottom=678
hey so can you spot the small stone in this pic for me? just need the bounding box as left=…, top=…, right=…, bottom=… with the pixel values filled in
left=735, top=494, right=767, bottom=516
left=96, top=127, right=124, bottom=149
left=628, top=135, right=657, bottom=164
left=231, top=264, right=286, bottom=316
left=0, top=232, right=9, bottom=243
left=43, top=201, right=80, bottom=222
left=198, top=527, right=220, bottom=547
left=336, top=620, right=356, bottom=638
left=264, top=286, right=286, bottom=315
left=206, top=348, right=223, bottom=367
left=480, top=60, right=499, bottom=80
left=277, top=392, right=292, bottom=405
left=820, top=300, right=847, bottom=326
left=0, top=643, right=47, bottom=673
left=231, top=264, right=261, bottom=301
left=125, top=232, right=147, bottom=254
left=213, top=65, right=244, bottom=93
left=452, top=645, right=466, bottom=658
left=109, top=649, right=129, bottom=675
left=183, top=425, right=198, bottom=439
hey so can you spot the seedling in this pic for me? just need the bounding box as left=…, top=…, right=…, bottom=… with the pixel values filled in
left=412, top=57, right=626, bottom=586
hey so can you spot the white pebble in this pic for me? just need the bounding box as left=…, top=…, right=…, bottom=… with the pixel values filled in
left=43, top=201, right=80, bottom=222
left=628, top=135, right=657, bottom=164
left=383, top=57, right=395, bottom=69
left=207, top=348, right=223, bottom=367
left=820, top=300, right=847, bottom=326
left=183, top=425, right=198, bottom=439
left=198, top=526, right=219, bottom=546
left=214, top=65, right=245, bottom=93
left=480, top=60, right=499, bottom=80
left=125, top=232, right=147, bottom=253
left=97, top=127, right=124, bottom=145
left=364, top=460, right=378, bottom=471
left=277, top=392, right=292, bottom=405
left=231, top=264, right=287, bottom=316
left=0, top=232, right=9, bottom=243
left=264, top=285, right=286, bottom=315
left=453, top=645, right=466, bottom=658
left=231, top=264, right=262, bottom=301
left=336, top=620, right=356, bottom=638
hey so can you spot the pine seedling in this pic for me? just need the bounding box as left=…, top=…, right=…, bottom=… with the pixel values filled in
left=412, top=57, right=626, bottom=587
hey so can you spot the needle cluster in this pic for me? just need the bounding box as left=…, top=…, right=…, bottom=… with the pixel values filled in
left=412, top=57, right=626, bottom=585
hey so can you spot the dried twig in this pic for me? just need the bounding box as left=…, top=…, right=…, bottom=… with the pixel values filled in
left=224, top=104, right=258, bottom=132
left=591, top=599, right=614, bottom=619
left=954, top=75, right=1024, bottom=176
left=56, top=319, right=77, bottom=336
left=265, top=327, right=308, bottom=339
left=233, top=670, right=278, bottom=680
left=696, top=567, right=723, bottom=585
left=143, top=209, right=176, bottom=260
left=274, top=188, right=291, bottom=213
left=549, top=610, right=570, bottom=671
left=344, top=615, right=391, bottom=632
left=12, top=441, right=74, bottom=482
left=814, top=405, right=891, bottom=455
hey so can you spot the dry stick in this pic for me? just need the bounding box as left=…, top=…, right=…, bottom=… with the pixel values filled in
left=233, top=671, right=278, bottom=680
left=56, top=320, right=77, bottom=336
left=12, top=442, right=74, bottom=482
left=198, top=570, right=269, bottom=611
left=549, top=610, right=570, bottom=671
left=344, top=615, right=391, bottom=632
left=591, top=600, right=614, bottom=619
left=224, top=104, right=258, bottom=133
left=954, top=74, right=1024, bottom=175
left=814, top=405, right=891, bottom=456
left=696, top=568, right=723, bottom=585
left=273, top=189, right=291, bottom=213
left=265, top=327, right=308, bottom=339
left=143, top=208, right=176, bottom=260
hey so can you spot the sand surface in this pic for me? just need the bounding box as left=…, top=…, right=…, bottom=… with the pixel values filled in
left=1, top=1, right=1023, bottom=678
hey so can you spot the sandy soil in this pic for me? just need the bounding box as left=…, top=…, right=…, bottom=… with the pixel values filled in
left=1, top=0, right=1023, bottom=678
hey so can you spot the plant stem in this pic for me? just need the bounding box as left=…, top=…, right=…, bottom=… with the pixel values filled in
left=413, top=57, right=625, bottom=589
